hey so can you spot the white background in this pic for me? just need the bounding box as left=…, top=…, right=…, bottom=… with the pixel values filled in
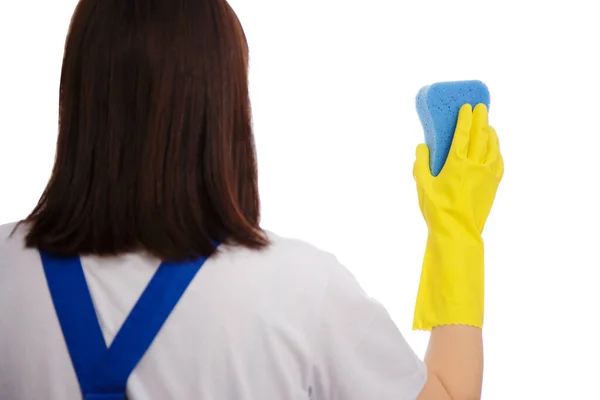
left=1, top=0, right=599, bottom=398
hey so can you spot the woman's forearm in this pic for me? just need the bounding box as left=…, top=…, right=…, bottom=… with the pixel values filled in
left=425, top=325, right=484, bottom=400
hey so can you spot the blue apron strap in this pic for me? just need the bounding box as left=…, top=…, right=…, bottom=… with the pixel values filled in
left=40, top=252, right=107, bottom=394
left=41, top=251, right=213, bottom=399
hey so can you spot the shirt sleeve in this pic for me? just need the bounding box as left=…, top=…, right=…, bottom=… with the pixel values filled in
left=311, top=258, right=427, bottom=400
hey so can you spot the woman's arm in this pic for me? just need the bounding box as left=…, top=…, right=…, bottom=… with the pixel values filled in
left=419, top=326, right=483, bottom=400
left=413, top=104, right=503, bottom=400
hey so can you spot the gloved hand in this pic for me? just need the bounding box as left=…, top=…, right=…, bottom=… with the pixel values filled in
left=412, top=103, right=504, bottom=331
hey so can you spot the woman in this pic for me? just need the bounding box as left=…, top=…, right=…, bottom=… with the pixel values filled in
left=0, top=0, right=503, bottom=399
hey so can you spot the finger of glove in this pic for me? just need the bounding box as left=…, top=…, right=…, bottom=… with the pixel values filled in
left=416, top=185, right=427, bottom=219
left=496, top=154, right=505, bottom=180
left=450, top=104, right=473, bottom=160
left=485, top=126, right=503, bottom=176
left=413, top=143, right=432, bottom=183
left=468, top=104, right=489, bottom=163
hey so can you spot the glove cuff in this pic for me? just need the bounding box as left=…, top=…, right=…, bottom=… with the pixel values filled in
left=412, top=232, right=485, bottom=331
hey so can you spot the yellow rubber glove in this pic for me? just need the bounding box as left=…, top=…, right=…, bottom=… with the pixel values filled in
left=412, top=103, right=504, bottom=331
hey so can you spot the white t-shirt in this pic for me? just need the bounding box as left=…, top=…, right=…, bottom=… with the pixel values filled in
left=0, top=221, right=426, bottom=400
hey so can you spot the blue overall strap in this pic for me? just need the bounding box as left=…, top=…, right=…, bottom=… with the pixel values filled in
left=41, top=251, right=213, bottom=400
left=40, top=252, right=107, bottom=396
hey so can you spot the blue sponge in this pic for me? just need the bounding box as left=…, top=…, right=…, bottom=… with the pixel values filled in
left=416, top=80, right=490, bottom=176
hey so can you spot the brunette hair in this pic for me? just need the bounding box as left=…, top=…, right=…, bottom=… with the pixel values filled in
left=21, top=0, right=268, bottom=261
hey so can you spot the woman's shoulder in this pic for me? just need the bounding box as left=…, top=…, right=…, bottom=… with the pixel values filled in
left=0, top=221, right=25, bottom=251
left=0, top=221, right=44, bottom=284
left=0, top=220, right=20, bottom=235
left=217, top=230, right=353, bottom=296
left=222, top=230, right=342, bottom=279
left=262, top=230, right=337, bottom=263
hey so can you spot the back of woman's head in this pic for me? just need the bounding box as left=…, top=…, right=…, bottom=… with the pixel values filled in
left=23, top=0, right=268, bottom=261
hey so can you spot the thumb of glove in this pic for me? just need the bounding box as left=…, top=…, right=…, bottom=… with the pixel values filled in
left=413, top=143, right=432, bottom=183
